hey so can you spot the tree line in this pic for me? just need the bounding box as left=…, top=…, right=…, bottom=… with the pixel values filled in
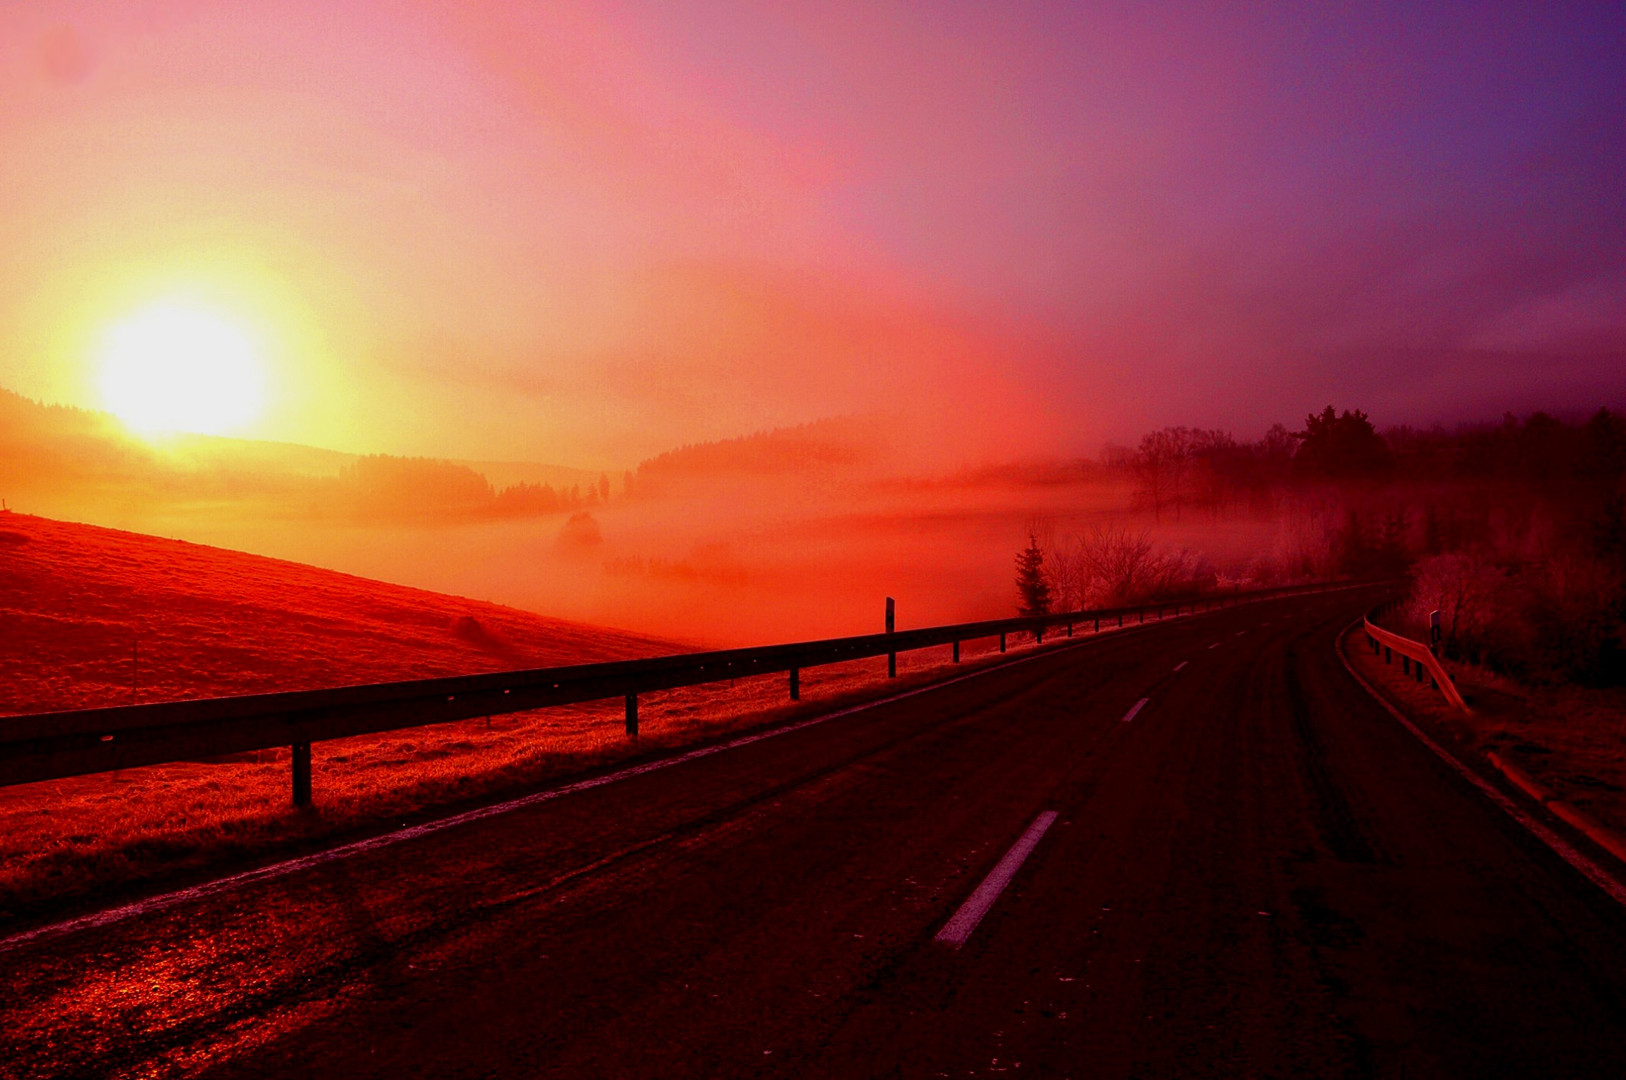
left=337, top=455, right=615, bottom=520
left=1019, top=405, right=1626, bottom=686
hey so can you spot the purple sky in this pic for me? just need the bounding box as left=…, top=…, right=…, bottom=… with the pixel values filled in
left=2, top=1, right=1622, bottom=463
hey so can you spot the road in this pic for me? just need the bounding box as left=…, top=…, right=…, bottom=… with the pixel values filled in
left=7, top=587, right=1626, bottom=1078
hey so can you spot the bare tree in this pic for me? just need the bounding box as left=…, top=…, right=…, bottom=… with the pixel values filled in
left=1076, top=525, right=1160, bottom=605
left=1044, top=533, right=1087, bottom=612
left=1134, top=428, right=1192, bottom=520
left=1063, top=524, right=1215, bottom=607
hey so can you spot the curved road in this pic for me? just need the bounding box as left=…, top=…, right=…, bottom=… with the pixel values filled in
left=6, top=587, right=1626, bottom=1077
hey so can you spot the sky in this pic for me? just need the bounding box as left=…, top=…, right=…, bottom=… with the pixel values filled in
left=0, top=1, right=1622, bottom=467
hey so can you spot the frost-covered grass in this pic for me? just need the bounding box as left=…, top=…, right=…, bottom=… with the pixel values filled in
left=1346, top=627, right=1626, bottom=845
left=0, top=638, right=1039, bottom=921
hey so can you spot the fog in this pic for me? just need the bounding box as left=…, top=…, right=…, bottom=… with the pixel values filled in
left=1, top=389, right=1305, bottom=647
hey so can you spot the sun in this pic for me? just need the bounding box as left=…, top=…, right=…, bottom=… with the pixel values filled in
left=96, top=300, right=267, bottom=437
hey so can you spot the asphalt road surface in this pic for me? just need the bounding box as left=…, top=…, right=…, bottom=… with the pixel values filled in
left=8, top=587, right=1626, bottom=1078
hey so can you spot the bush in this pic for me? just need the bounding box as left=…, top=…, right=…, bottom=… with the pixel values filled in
left=1045, top=525, right=1216, bottom=609
left=1406, top=549, right=1625, bottom=684
left=1406, top=553, right=1527, bottom=667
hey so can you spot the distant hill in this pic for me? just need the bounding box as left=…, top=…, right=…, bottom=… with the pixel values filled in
left=0, top=387, right=609, bottom=522
left=631, top=416, right=887, bottom=495
left=0, top=512, right=681, bottom=715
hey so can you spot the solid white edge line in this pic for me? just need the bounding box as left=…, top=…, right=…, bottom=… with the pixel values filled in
left=935, top=811, right=1058, bottom=948
left=1173, top=661, right=1188, bottom=672
left=0, top=619, right=1149, bottom=955
left=4, top=585, right=1374, bottom=955
left=1121, top=698, right=1149, bottom=723
left=1336, top=621, right=1626, bottom=908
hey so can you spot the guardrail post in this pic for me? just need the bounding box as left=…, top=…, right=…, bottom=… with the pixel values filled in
left=789, top=667, right=800, bottom=700
left=625, top=693, right=638, bottom=737
left=292, top=743, right=311, bottom=807
left=999, top=632, right=1006, bottom=653
left=952, top=640, right=960, bottom=663
left=1139, top=609, right=1145, bottom=624
left=886, top=597, right=896, bottom=677
left=1117, top=613, right=1123, bottom=628
left=1384, top=645, right=1392, bottom=664
left=1095, top=617, right=1100, bottom=632
left=1066, top=621, right=1072, bottom=637
left=1036, top=625, right=1044, bottom=645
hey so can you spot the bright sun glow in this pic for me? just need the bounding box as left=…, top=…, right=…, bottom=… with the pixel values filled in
left=97, top=301, right=266, bottom=436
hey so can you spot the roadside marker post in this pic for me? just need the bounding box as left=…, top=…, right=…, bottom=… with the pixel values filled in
left=625, top=693, right=639, bottom=737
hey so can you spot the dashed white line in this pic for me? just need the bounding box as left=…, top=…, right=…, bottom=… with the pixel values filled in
left=1173, top=661, right=1188, bottom=672
left=0, top=626, right=1132, bottom=957
left=1121, top=698, right=1149, bottom=723
left=935, top=811, right=1058, bottom=949
left=1235, top=630, right=1248, bottom=636
left=1208, top=643, right=1220, bottom=650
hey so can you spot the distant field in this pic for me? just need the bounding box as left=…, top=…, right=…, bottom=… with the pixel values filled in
left=0, top=512, right=1044, bottom=921
left=0, top=512, right=678, bottom=715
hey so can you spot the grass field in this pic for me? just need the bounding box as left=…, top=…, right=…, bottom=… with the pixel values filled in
left=0, top=512, right=678, bottom=716
left=0, top=511, right=1060, bottom=922
left=0, top=638, right=1049, bottom=923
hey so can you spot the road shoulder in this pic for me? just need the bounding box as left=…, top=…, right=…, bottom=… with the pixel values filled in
left=1338, top=622, right=1626, bottom=900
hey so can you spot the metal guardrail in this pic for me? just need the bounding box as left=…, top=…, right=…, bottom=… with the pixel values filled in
left=1362, top=601, right=1470, bottom=712
left=2, top=581, right=1340, bottom=804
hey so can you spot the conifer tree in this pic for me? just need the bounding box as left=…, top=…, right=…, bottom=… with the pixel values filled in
left=1015, top=534, right=1052, bottom=617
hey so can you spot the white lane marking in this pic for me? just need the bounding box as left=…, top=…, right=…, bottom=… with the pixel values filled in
left=936, top=811, right=1058, bottom=949
left=1337, top=625, right=1626, bottom=909
left=6, top=589, right=1374, bottom=956
left=1121, top=698, right=1149, bottom=723
left=0, top=625, right=1124, bottom=956
left=1236, top=630, right=1247, bottom=636
left=1173, top=661, right=1188, bottom=672
left=1208, top=643, right=1220, bottom=650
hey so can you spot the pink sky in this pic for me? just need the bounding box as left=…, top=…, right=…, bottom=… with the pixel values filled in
left=1, top=1, right=1621, bottom=466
